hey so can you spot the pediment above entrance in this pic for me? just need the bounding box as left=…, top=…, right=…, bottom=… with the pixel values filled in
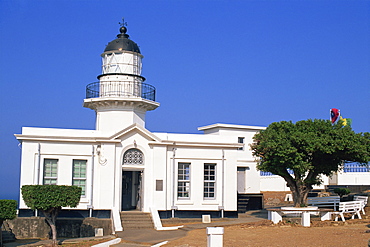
left=109, top=123, right=161, bottom=142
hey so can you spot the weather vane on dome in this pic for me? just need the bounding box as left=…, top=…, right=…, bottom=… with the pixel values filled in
left=119, top=18, right=128, bottom=27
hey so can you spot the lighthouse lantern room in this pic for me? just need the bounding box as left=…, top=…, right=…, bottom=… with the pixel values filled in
left=83, top=25, right=159, bottom=133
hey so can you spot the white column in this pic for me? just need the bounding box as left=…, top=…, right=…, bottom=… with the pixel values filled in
left=207, top=227, right=224, bottom=247
left=301, top=211, right=311, bottom=227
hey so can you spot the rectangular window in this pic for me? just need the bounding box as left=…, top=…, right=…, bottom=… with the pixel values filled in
left=344, top=163, right=370, bottom=173
left=73, top=160, right=87, bottom=196
left=178, top=163, right=190, bottom=198
left=238, top=137, right=245, bottom=150
left=260, top=169, right=294, bottom=176
left=204, top=163, right=216, bottom=199
left=43, top=159, right=58, bottom=185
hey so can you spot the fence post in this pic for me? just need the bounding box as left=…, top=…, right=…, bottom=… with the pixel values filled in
left=207, top=227, right=224, bottom=247
left=301, top=211, right=311, bottom=227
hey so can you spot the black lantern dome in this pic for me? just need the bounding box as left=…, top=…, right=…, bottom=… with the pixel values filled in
left=104, top=26, right=141, bottom=54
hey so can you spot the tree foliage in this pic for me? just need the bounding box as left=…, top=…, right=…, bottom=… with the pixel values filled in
left=0, top=200, right=17, bottom=222
left=22, top=185, right=81, bottom=210
left=0, top=199, right=17, bottom=247
left=21, top=185, right=81, bottom=246
left=251, top=119, right=370, bottom=207
left=334, top=188, right=351, bottom=198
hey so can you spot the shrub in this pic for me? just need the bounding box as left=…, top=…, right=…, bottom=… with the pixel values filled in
left=0, top=200, right=17, bottom=247
left=334, top=188, right=351, bottom=198
left=22, top=185, right=81, bottom=247
left=0, top=200, right=17, bottom=223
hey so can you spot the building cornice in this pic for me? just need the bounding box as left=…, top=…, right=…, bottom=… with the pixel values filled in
left=14, top=134, right=120, bottom=143
left=148, top=140, right=243, bottom=149
left=15, top=133, right=243, bottom=149
left=198, top=123, right=266, bottom=131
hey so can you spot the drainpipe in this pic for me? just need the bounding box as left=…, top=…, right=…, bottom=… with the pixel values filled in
left=36, top=143, right=41, bottom=185
left=221, top=149, right=225, bottom=218
left=171, top=147, right=177, bottom=218
left=89, top=145, right=95, bottom=217
left=165, top=147, right=168, bottom=213
left=35, top=143, right=41, bottom=217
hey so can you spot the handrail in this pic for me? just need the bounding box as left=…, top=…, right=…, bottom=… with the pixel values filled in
left=86, top=81, right=156, bottom=101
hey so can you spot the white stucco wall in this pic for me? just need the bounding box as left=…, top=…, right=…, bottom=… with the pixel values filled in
left=18, top=139, right=94, bottom=209
left=19, top=122, right=364, bottom=216
left=16, top=123, right=265, bottom=214
left=337, top=172, right=370, bottom=185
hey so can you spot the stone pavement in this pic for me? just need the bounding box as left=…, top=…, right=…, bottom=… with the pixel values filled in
left=114, top=210, right=268, bottom=246
left=3, top=235, right=116, bottom=247
left=3, top=210, right=268, bottom=247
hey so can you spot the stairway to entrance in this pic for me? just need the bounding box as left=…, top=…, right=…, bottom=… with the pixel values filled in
left=237, top=194, right=250, bottom=213
left=120, top=211, right=154, bottom=230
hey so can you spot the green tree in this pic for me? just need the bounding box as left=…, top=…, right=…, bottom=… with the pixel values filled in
left=0, top=200, right=17, bottom=247
left=251, top=119, right=370, bottom=207
left=333, top=188, right=351, bottom=198
left=21, top=185, right=81, bottom=246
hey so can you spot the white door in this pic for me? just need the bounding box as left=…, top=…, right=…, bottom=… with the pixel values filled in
left=237, top=167, right=247, bottom=193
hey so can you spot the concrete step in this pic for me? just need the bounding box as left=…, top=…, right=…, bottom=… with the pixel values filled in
left=120, top=213, right=152, bottom=219
left=120, top=211, right=154, bottom=230
left=121, top=223, right=155, bottom=229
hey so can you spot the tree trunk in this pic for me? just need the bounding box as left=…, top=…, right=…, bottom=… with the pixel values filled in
left=43, top=207, right=61, bottom=247
left=50, top=219, right=57, bottom=247
left=291, top=186, right=310, bottom=207
left=284, top=178, right=312, bottom=207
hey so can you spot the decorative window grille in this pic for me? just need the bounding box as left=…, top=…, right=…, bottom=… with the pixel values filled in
left=343, top=163, right=369, bottom=173
left=73, top=160, right=87, bottom=196
left=178, top=163, right=190, bottom=198
left=260, top=169, right=294, bottom=176
left=204, top=164, right=216, bottom=199
left=123, top=149, right=144, bottom=165
left=43, top=159, right=58, bottom=185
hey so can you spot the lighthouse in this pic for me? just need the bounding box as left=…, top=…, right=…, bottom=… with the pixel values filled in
left=14, top=22, right=278, bottom=231
left=83, top=25, right=159, bottom=133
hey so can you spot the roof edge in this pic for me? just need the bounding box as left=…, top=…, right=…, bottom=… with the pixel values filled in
left=198, top=123, right=266, bottom=131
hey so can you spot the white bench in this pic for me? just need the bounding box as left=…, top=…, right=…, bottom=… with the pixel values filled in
left=333, top=201, right=362, bottom=222
left=307, top=196, right=340, bottom=210
left=267, top=207, right=332, bottom=227
left=354, top=195, right=368, bottom=215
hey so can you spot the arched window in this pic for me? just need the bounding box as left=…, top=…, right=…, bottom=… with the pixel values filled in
left=123, top=148, right=144, bottom=165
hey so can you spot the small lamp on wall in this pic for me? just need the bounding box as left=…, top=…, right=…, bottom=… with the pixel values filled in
left=96, top=144, right=107, bottom=165
left=96, top=145, right=101, bottom=155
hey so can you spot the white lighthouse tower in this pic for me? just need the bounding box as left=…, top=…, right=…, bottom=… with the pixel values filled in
left=83, top=25, right=159, bottom=133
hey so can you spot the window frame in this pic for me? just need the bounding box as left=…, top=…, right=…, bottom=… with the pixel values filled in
left=203, top=163, right=216, bottom=199
left=177, top=162, right=191, bottom=199
left=72, top=159, right=87, bottom=196
left=43, top=159, right=58, bottom=185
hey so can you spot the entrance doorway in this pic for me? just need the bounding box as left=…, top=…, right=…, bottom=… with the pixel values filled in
left=237, top=167, right=247, bottom=193
left=121, top=171, right=142, bottom=211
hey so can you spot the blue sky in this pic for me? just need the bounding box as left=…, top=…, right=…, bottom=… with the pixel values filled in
left=0, top=0, right=369, bottom=201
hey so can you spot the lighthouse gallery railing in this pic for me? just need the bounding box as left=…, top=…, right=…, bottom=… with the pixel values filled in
left=85, top=81, right=156, bottom=102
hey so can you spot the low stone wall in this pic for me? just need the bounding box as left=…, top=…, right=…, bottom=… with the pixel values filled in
left=7, top=217, right=112, bottom=239
left=262, top=191, right=292, bottom=206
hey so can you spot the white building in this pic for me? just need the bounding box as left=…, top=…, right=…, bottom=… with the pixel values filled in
left=15, top=25, right=369, bottom=232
